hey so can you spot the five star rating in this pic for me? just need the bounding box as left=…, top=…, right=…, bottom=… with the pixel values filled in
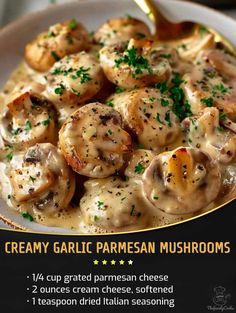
left=93, top=259, right=133, bottom=265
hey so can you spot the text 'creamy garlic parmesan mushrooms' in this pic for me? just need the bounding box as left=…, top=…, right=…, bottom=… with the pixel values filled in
left=0, top=15, right=236, bottom=233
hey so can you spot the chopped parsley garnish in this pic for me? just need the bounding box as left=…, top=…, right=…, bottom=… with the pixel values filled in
left=41, top=118, right=51, bottom=126
left=134, top=163, right=145, bottom=174
left=159, top=54, right=171, bottom=59
left=12, top=128, right=20, bottom=136
left=217, top=126, right=224, bottom=132
left=25, top=120, right=32, bottom=133
left=219, top=112, right=227, bottom=120
left=200, top=97, right=213, bottom=107
left=97, top=201, right=104, bottom=209
left=51, top=51, right=60, bottom=61
left=135, top=143, right=145, bottom=149
left=107, top=129, right=113, bottom=136
left=156, top=113, right=164, bottom=125
left=71, top=88, right=81, bottom=97
left=115, top=87, right=126, bottom=94
left=94, top=215, right=99, bottom=222
left=153, top=196, right=159, bottom=200
left=170, top=73, right=193, bottom=120
left=106, top=100, right=114, bottom=107
left=47, top=31, right=56, bottom=38
left=155, top=81, right=168, bottom=94
left=55, top=84, right=65, bottom=95
left=75, top=66, right=91, bottom=84
left=21, top=212, right=34, bottom=222
left=68, top=19, right=78, bottom=30
left=115, top=46, right=153, bottom=79
left=199, top=25, right=209, bottom=36
left=6, top=145, right=13, bottom=161
left=161, top=98, right=169, bottom=107
left=212, top=83, right=229, bottom=96
left=165, top=111, right=172, bottom=127
left=136, top=32, right=146, bottom=39
left=29, top=176, right=36, bottom=183
left=130, top=205, right=136, bottom=216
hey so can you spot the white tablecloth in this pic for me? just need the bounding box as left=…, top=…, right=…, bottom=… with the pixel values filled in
left=0, top=1, right=236, bottom=229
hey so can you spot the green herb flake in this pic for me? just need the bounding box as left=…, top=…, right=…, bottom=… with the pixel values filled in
left=155, top=81, right=168, bottom=93
left=130, top=205, right=136, bottom=216
left=97, top=201, right=104, bottom=209
left=134, top=163, right=145, bottom=174
left=68, top=19, right=78, bottom=30
left=115, top=46, right=153, bottom=79
left=47, top=31, right=56, bottom=38
left=21, top=212, right=34, bottom=222
left=71, top=88, right=81, bottom=97
left=12, top=128, right=20, bottom=136
left=156, top=113, right=164, bottom=125
left=115, top=87, right=126, bottom=94
left=106, top=100, right=114, bottom=107
left=200, top=97, right=213, bottom=107
left=159, top=54, right=172, bottom=59
left=75, top=66, right=91, bottom=84
left=161, top=98, right=169, bottom=107
left=29, top=176, right=36, bottom=183
left=94, top=215, right=99, bottom=222
left=6, top=145, right=13, bottom=161
left=107, top=129, right=113, bottom=136
left=153, top=196, right=159, bottom=200
left=136, top=32, right=146, bottom=39
left=25, top=120, right=32, bottom=133
left=51, top=51, right=60, bottom=61
left=40, top=118, right=50, bottom=126
left=217, top=126, right=224, bottom=132
left=55, top=84, right=65, bottom=95
left=219, top=112, right=227, bottom=120
left=165, top=111, right=172, bottom=127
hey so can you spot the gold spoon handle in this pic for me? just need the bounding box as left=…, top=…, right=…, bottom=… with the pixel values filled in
left=133, top=0, right=195, bottom=40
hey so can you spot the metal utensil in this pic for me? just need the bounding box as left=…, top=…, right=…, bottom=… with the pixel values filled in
left=133, top=0, right=236, bottom=56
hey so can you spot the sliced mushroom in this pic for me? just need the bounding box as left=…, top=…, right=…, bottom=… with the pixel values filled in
left=183, top=49, right=236, bottom=118
left=142, top=147, right=221, bottom=214
left=59, top=102, right=132, bottom=178
left=99, top=39, right=177, bottom=88
left=110, top=88, right=181, bottom=151
left=0, top=91, right=57, bottom=159
left=94, top=17, right=151, bottom=46
left=44, top=52, right=105, bottom=122
left=8, top=143, right=75, bottom=215
left=25, top=19, right=89, bottom=72
left=80, top=177, right=150, bottom=230
left=182, top=107, right=236, bottom=163
left=125, top=149, right=155, bottom=178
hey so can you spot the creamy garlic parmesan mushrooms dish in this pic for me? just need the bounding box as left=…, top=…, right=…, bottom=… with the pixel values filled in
left=0, top=16, right=236, bottom=233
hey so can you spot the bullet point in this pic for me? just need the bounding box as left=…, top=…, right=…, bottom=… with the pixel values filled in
left=27, top=276, right=29, bottom=279
left=27, top=300, right=29, bottom=303
left=27, top=288, right=29, bottom=291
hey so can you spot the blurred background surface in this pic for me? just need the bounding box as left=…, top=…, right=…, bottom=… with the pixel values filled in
left=1, top=0, right=236, bottom=27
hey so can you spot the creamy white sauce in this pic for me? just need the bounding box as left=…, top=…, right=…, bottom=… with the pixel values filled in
left=0, top=54, right=235, bottom=233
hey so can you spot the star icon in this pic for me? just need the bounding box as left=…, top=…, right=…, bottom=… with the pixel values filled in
left=128, top=260, right=133, bottom=265
left=93, top=260, right=99, bottom=265
left=111, top=259, right=116, bottom=265
left=102, top=259, right=107, bottom=265
left=119, top=260, right=125, bottom=265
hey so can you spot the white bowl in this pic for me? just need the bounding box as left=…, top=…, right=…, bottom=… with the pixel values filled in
left=0, top=0, right=235, bottom=233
